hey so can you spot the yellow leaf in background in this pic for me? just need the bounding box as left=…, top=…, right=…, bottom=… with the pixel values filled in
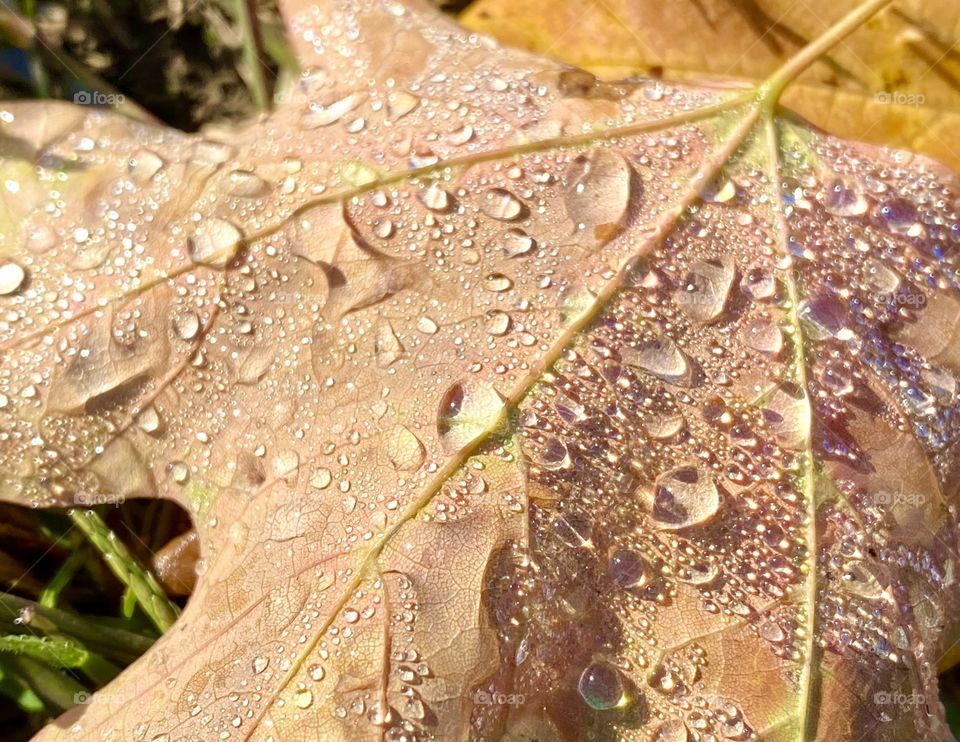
left=461, top=0, right=960, bottom=170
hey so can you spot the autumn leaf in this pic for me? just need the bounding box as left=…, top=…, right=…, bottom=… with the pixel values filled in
left=1, top=0, right=960, bottom=740
left=461, top=0, right=960, bottom=171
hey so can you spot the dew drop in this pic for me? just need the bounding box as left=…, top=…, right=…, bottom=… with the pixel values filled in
left=481, top=188, right=524, bottom=221
left=608, top=548, right=649, bottom=588
left=877, top=199, right=924, bottom=237
left=484, top=273, right=513, bottom=292
left=485, top=310, right=511, bottom=336
left=823, top=177, right=868, bottom=217
left=188, top=218, right=243, bottom=268
left=127, top=149, right=164, bottom=183
left=0, top=261, right=26, bottom=295
left=674, top=257, right=735, bottom=323
left=741, top=317, right=782, bottom=354
left=564, top=149, right=633, bottom=246
left=419, top=183, right=451, bottom=212
left=227, top=169, right=270, bottom=198
left=649, top=466, right=720, bottom=529
left=622, top=335, right=692, bottom=386
left=173, top=310, right=200, bottom=341
left=502, top=228, right=535, bottom=257
left=293, top=688, right=314, bottom=709
left=303, top=92, right=364, bottom=128
left=578, top=661, right=625, bottom=710
left=386, top=91, right=419, bottom=120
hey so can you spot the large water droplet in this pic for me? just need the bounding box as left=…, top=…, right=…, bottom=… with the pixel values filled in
left=0, top=261, right=25, bottom=295
left=502, top=228, right=535, bottom=257
left=303, top=92, right=364, bottom=128
left=649, top=466, right=721, bottom=529
left=564, top=149, right=633, bottom=247
left=481, top=188, right=524, bottom=221
left=674, top=257, right=735, bottom=323
left=578, top=661, right=626, bottom=710
left=876, top=199, right=924, bottom=237
left=823, top=177, right=868, bottom=217
left=419, top=183, right=451, bottom=212
left=741, top=317, right=782, bottom=354
left=622, top=335, right=692, bottom=386
left=608, top=548, right=649, bottom=588
left=386, top=426, right=426, bottom=472
left=437, top=379, right=505, bottom=452
left=374, top=320, right=404, bottom=367
left=188, top=218, right=243, bottom=268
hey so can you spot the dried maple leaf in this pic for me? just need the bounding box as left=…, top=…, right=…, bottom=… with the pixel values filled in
left=462, top=0, right=960, bottom=171
left=1, top=0, right=960, bottom=740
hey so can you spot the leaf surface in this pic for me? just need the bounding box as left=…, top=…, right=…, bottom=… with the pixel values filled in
left=1, top=1, right=959, bottom=741
left=461, top=0, right=960, bottom=171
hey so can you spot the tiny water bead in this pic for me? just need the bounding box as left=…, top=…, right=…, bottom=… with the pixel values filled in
left=578, top=661, right=626, bottom=710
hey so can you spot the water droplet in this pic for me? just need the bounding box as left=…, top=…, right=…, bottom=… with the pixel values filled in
left=485, top=310, right=511, bottom=336
left=649, top=466, right=720, bottom=529
left=622, top=335, right=692, bottom=386
left=578, top=661, right=626, bottom=710
left=136, top=406, right=163, bottom=436
left=374, top=320, right=404, bottom=367
left=308, top=664, right=325, bottom=681
left=643, top=411, right=685, bottom=439
left=608, top=548, right=649, bottom=588
left=188, top=218, right=243, bottom=268
left=674, top=257, right=735, bottom=323
left=173, top=310, right=200, bottom=341
left=823, top=177, right=867, bottom=216
left=253, top=657, right=269, bottom=674
left=740, top=264, right=776, bottom=300
left=503, top=228, right=535, bottom=257
left=564, top=149, right=633, bottom=246
left=419, top=183, right=451, bottom=212
left=128, top=149, right=164, bottom=182
left=703, top=178, right=736, bottom=203
left=227, top=169, right=269, bottom=198
left=303, top=92, right=364, bottom=128
left=741, top=317, right=782, bottom=354
left=876, top=199, right=924, bottom=237
left=446, top=124, right=474, bottom=146
left=553, top=512, right=592, bottom=547
left=437, top=379, right=505, bottom=452
left=168, top=461, right=189, bottom=485
left=387, top=426, right=426, bottom=472
left=653, top=719, right=690, bottom=742
left=386, top=91, right=419, bottom=120
left=481, top=188, right=524, bottom=221
left=417, top=316, right=439, bottom=335
left=293, top=688, right=314, bottom=709
left=484, top=273, right=513, bottom=292
left=0, top=261, right=25, bottom=295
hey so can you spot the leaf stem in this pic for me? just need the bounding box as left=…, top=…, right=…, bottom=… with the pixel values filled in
left=758, top=0, right=892, bottom=107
